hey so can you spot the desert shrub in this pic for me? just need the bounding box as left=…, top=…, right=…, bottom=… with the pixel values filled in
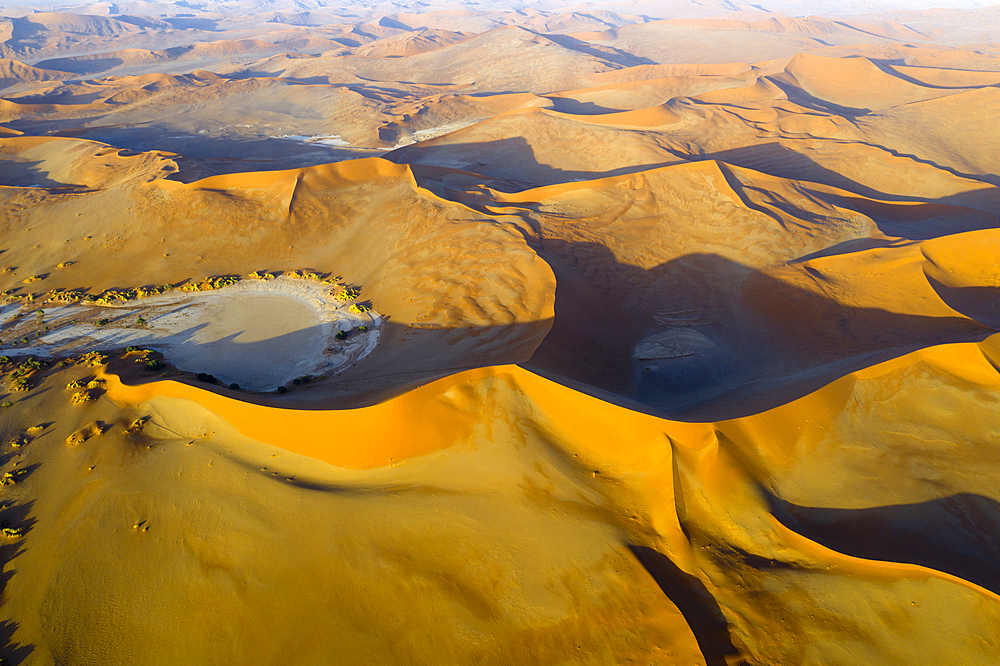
left=9, top=377, right=29, bottom=392
left=126, top=346, right=140, bottom=353
left=335, top=287, right=360, bottom=301
left=334, top=331, right=347, bottom=341
left=17, top=359, right=42, bottom=373
left=67, top=379, right=87, bottom=389
left=276, top=386, right=287, bottom=394
left=196, top=372, right=217, bottom=384
left=0, top=356, right=10, bottom=365
left=145, top=359, right=165, bottom=370
left=78, top=352, right=109, bottom=367
left=57, top=261, right=74, bottom=268
left=249, top=271, right=275, bottom=280
left=71, top=391, right=93, bottom=404
left=349, top=304, right=371, bottom=314
left=22, top=275, right=42, bottom=284
left=0, top=401, right=12, bottom=408
left=96, top=318, right=110, bottom=326
left=1, top=471, right=21, bottom=486
left=1, top=525, right=24, bottom=538
left=287, top=270, right=322, bottom=281
left=135, top=317, right=147, bottom=327
left=126, top=417, right=148, bottom=434
left=358, top=325, right=368, bottom=332
left=228, top=383, right=240, bottom=390
left=66, top=431, right=87, bottom=446
left=48, top=288, right=82, bottom=302
left=86, top=379, right=105, bottom=389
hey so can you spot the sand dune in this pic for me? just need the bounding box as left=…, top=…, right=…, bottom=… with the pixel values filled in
left=2, top=3, right=1000, bottom=664
left=352, top=29, right=468, bottom=58
left=2, top=336, right=999, bottom=663
left=0, top=58, right=71, bottom=89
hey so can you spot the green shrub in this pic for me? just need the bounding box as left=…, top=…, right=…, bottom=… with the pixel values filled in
left=0, top=401, right=12, bottom=408
left=126, top=417, right=148, bottom=434
left=335, top=287, right=360, bottom=301
left=15, top=358, right=43, bottom=375
left=1, top=525, right=25, bottom=538
left=78, top=352, right=109, bottom=367
left=96, top=318, right=110, bottom=326
left=71, top=390, right=93, bottom=404
left=145, top=359, right=165, bottom=370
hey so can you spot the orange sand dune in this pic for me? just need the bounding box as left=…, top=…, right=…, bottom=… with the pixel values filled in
left=3, top=15, right=1000, bottom=664
left=0, top=332, right=983, bottom=663
left=353, top=29, right=469, bottom=57
left=0, top=58, right=72, bottom=89
left=773, top=52, right=972, bottom=112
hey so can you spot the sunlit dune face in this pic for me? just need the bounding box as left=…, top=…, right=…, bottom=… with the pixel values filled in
left=1, top=1, right=1000, bottom=664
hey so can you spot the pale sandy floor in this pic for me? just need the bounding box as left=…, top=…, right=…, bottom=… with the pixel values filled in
left=0, top=282, right=380, bottom=390
left=159, top=294, right=325, bottom=389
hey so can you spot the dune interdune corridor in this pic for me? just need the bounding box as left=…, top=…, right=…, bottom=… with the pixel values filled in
left=2, top=0, right=1000, bottom=663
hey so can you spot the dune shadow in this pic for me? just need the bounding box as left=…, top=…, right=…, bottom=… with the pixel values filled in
left=163, top=17, right=218, bottom=30
left=0, top=620, right=33, bottom=665
left=397, top=135, right=1000, bottom=226
left=689, top=142, right=1000, bottom=219
left=628, top=545, right=742, bottom=666
left=113, top=315, right=552, bottom=409
left=0, top=159, right=82, bottom=188
left=33, top=56, right=125, bottom=75
left=102, top=244, right=996, bottom=419
left=925, top=274, right=1000, bottom=329
left=763, top=75, right=872, bottom=117
left=544, top=97, right=626, bottom=114
left=524, top=244, right=994, bottom=420
left=765, top=489, right=1000, bottom=595
left=390, top=135, right=679, bottom=188
left=541, top=33, right=656, bottom=67
left=0, top=500, right=36, bottom=664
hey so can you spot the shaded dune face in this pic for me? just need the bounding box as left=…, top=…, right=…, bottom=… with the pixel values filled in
left=3, top=4, right=1000, bottom=665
